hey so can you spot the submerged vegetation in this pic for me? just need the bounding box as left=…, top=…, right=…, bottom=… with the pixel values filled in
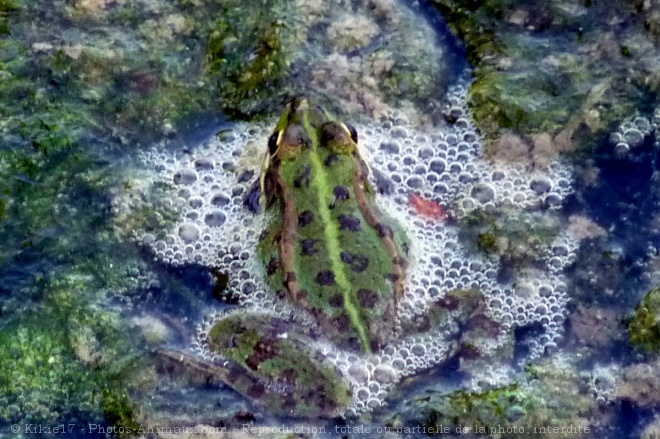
left=0, top=274, right=142, bottom=430
left=393, top=360, right=596, bottom=438
left=430, top=0, right=660, bottom=156
left=205, top=3, right=291, bottom=117
left=628, top=286, right=660, bottom=352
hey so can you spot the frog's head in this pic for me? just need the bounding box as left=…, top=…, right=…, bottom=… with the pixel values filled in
left=245, top=98, right=361, bottom=213
left=269, top=97, right=359, bottom=161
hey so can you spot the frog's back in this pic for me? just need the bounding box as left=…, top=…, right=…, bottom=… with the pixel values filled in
left=257, top=99, right=409, bottom=354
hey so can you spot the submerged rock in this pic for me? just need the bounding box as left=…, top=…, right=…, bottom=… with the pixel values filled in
left=391, top=359, right=599, bottom=439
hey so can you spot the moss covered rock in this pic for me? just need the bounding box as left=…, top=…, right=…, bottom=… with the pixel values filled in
left=0, top=274, right=145, bottom=433
left=0, top=317, right=137, bottom=427
left=629, top=286, right=660, bottom=352
left=205, top=3, right=292, bottom=118
left=429, top=0, right=659, bottom=157
left=392, top=359, right=597, bottom=438
left=0, top=322, right=100, bottom=423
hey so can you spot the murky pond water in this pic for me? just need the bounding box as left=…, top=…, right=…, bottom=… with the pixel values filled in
left=2, top=0, right=660, bottom=437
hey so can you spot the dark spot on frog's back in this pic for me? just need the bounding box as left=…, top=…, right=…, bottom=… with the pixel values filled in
left=329, top=294, right=344, bottom=307
left=340, top=251, right=369, bottom=272
left=332, top=314, right=351, bottom=331
left=358, top=288, right=379, bottom=308
left=333, top=185, right=350, bottom=203
left=325, top=153, right=339, bottom=167
left=298, top=210, right=315, bottom=228
left=338, top=214, right=361, bottom=231
left=316, top=270, right=336, bottom=286
left=301, top=238, right=320, bottom=256
left=294, top=165, right=311, bottom=188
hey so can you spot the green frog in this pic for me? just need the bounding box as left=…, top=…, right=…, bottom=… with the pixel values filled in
left=159, top=98, right=493, bottom=419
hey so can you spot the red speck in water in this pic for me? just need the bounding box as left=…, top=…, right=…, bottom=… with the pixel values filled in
left=409, top=193, right=446, bottom=221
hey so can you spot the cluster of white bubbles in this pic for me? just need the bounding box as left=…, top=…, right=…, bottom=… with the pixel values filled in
left=610, top=108, right=660, bottom=155
left=128, top=82, right=578, bottom=414
left=585, top=363, right=618, bottom=405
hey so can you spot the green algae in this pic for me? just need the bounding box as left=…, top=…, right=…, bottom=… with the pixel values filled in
left=101, top=387, right=140, bottom=439
left=459, top=210, right=561, bottom=270
left=628, top=286, right=660, bottom=352
left=478, top=232, right=498, bottom=254
left=393, top=360, right=596, bottom=438
left=416, top=384, right=531, bottom=432
left=469, top=62, right=582, bottom=138
left=0, top=0, right=222, bottom=143
left=0, top=323, right=100, bottom=423
left=205, top=2, right=291, bottom=118
left=0, top=0, right=19, bottom=35
left=0, top=275, right=142, bottom=430
left=0, top=109, right=112, bottom=269
left=32, top=42, right=216, bottom=141
left=0, top=40, right=157, bottom=429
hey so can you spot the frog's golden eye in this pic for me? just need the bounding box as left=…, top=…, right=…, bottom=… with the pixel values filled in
left=344, top=123, right=358, bottom=144
left=320, top=121, right=356, bottom=155
left=277, top=125, right=308, bottom=161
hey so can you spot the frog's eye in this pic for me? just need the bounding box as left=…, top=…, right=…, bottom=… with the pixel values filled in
left=344, top=123, right=358, bottom=144
left=320, top=122, right=356, bottom=155
left=268, top=131, right=280, bottom=155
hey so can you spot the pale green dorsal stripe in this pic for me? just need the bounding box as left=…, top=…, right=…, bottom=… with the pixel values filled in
left=301, top=110, right=371, bottom=354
